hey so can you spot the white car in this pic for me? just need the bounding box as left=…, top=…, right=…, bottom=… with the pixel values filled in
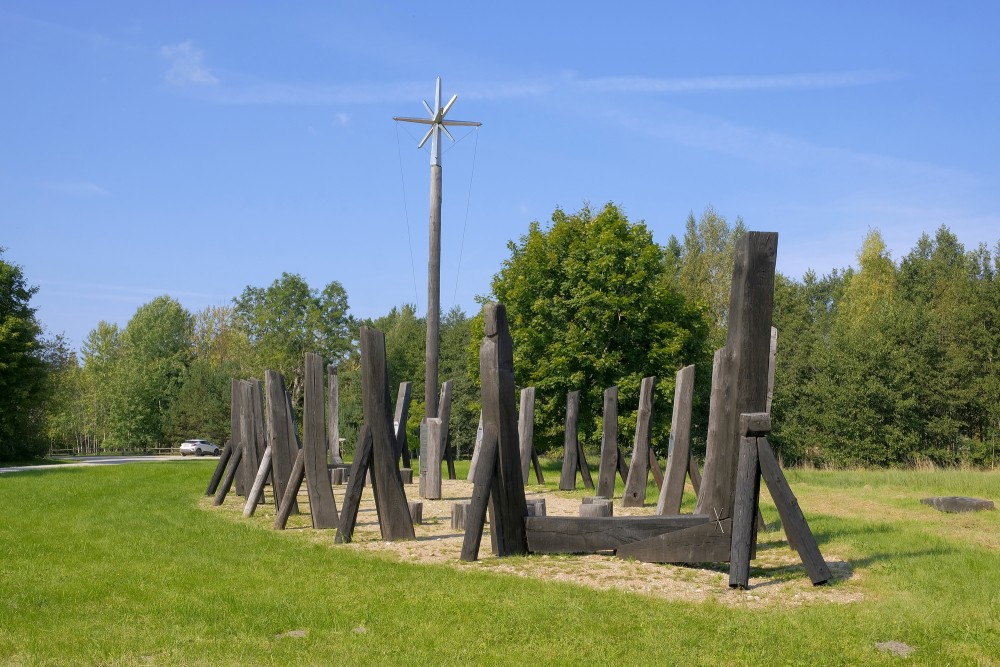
left=179, top=439, right=220, bottom=457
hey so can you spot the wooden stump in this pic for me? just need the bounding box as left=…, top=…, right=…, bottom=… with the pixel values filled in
left=623, top=376, right=656, bottom=507
left=330, top=467, right=347, bottom=485
left=451, top=501, right=470, bottom=530
left=400, top=468, right=413, bottom=485
left=408, top=501, right=423, bottom=525
left=526, top=498, right=547, bottom=517
left=580, top=498, right=613, bottom=518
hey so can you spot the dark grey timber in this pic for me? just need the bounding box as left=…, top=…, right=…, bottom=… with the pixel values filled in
left=212, top=445, right=243, bottom=506
left=328, top=364, right=343, bottom=464
left=265, top=370, right=296, bottom=512
left=335, top=425, right=373, bottom=543
left=624, top=376, right=656, bottom=506
left=525, top=515, right=712, bottom=554
left=559, top=390, right=581, bottom=490
left=758, top=437, right=830, bottom=585
left=698, top=231, right=778, bottom=521
left=596, top=386, right=619, bottom=498
left=576, top=429, right=595, bottom=490
left=206, top=439, right=233, bottom=495
left=303, top=352, right=339, bottom=528
left=461, top=304, right=528, bottom=561
left=530, top=447, right=545, bottom=485
left=230, top=379, right=245, bottom=496
left=393, top=381, right=413, bottom=468
left=360, top=327, right=415, bottom=541
left=729, top=435, right=762, bottom=588
left=250, top=379, right=267, bottom=475
left=657, top=364, right=696, bottom=515
left=239, top=382, right=258, bottom=499
left=439, top=380, right=457, bottom=479
left=649, top=448, right=664, bottom=490
left=518, top=387, right=536, bottom=485
left=616, top=517, right=732, bottom=563
left=274, top=449, right=305, bottom=530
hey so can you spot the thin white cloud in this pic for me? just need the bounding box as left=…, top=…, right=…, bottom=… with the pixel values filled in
left=39, top=279, right=228, bottom=303
left=43, top=181, right=108, bottom=197
left=161, top=40, right=218, bottom=86
left=335, top=112, right=350, bottom=126
left=577, top=69, right=903, bottom=94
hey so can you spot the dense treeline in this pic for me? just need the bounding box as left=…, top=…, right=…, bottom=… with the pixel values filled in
left=2, top=210, right=997, bottom=468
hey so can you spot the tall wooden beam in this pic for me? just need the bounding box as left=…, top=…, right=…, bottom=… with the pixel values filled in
left=230, top=379, right=245, bottom=496
left=559, top=390, right=581, bottom=491
left=360, top=327, right=415, bottom=541
left=697, top=232, right=778, bottom=520
left=623, top=376, right=656, bottom=507
left=328, top=364, right=343, bottom=464
left=303, top=353, right=339, bottom=528
left=265, top=370, right=297, bottom=513
left=657, top=365, right=695, bottom=514
left=439, top=380, right=457, bottom=479
left=596, top=386, right=618, bottom=498
left=239, top=382, right=258, bottom=499
left=518, top=387, right=536, bottom=485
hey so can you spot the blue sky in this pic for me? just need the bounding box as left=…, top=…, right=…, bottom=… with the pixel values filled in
left=3, top=2, right=998, bottom=350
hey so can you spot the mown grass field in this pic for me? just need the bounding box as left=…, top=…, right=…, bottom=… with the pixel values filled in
left=1, top=460, right=998, bottom=666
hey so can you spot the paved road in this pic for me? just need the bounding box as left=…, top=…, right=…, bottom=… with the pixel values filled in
left=0, top=455, right=215, bottom=474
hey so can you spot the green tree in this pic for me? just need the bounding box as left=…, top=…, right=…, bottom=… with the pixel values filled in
left=489, top=203, right=710, bottom=453
left=0, top=249, right=49, bottom=460
left=233, top=273, right=352, bottom=406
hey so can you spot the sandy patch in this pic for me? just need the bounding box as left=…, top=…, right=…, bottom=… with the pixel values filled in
left=206, top=477, right=860, bottom=608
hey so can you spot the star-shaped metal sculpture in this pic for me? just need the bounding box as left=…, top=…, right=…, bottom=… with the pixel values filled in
left=393, top=77, right=481, bottom=166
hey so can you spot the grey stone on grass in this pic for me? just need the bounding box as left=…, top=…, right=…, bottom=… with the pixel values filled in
left=875, top=641, right=915, bottom=658
left=920, top=496, right=994, bottom=513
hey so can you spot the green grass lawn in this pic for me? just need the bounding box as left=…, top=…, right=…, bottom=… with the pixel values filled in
left=1, top=460, right=998, bottom=665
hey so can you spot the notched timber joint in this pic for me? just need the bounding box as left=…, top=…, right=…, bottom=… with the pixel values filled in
left=739, top=412, right=772, bottom=437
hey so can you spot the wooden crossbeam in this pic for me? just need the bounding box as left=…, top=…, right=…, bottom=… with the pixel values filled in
left=616, top=518, right=732, bottom=563
left=525, top=515, right=712, bottom=554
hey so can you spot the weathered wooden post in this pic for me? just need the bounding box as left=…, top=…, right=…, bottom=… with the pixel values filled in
left=657, top=365, right=696, bottom=515
left=212, top=445, right=243, bottom=506
left=205, top=440, right=234, bottom=496
left=596, top=386, right=619, bottom=498
left=229, top=380, right=244, bottom=496
left=266, top=370, right=298, bottom=513
left=696, top=232, right=778, bottom=521
left=419, top=418, right=443, bottom=499
left=461, top=303, right=528, bottom=561
left=467, top=412, right=483, bottom=481
left=243, top=445, right=273, bottom=517
left=623, top=376, right=656, bottom=507
left=303, top=352, right=339, bottom=528
left=239, top=382, right=259, bottom=499
left=359, top=327, right=414, bottom=541
left=393, top=382, right=413, bottom=468
left=250, top=379, right=267, bottom=477
left=559, top=391, right=581, bottom=490
left=518, top=387, right=536, bottom=484
left=439, top=380, right=457, bottom=479
left=328, top=364, right=343, bottom=464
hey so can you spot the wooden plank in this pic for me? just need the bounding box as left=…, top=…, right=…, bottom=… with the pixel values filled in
left=530, top=447, right=545, bottom=484
left=359, top=327, right=415, bottom=541
left=303, top=352, right=339, bottom=529
left=467, top=412, right=483, bottom=481
left=230, top=379, right=245, bottom=496
left=518, top=387, right=536, bottom=485
left=328, top=364, right=343, bottom=464
left=274, top=449, right=305, bottom=530
left=334, top=425, right=373, bottom=543
left=392, top=381, right=413, bottom=468
left=698, top=231, right=778, bottom=521
left=439, top=380, right=457, bottom=480
left=239, top=382, right=258, bottom=499
left=212, top=445, right=243, bottom=506
left=477, top=303, right=528, bottom=557
left=616, top=448, right=628, bottom=484
left=559, top=390, right=581, bottom=490
left=649, top=448, right=664, bottom=490
left=205, top=439, right=233, bottom=495
left=265, top=370, right=296, bottom=513
left=729, top=435, right=762, bottom=588
left=688, top=453, right=702, bottom=495
left=596, top=386, right=619, bottom=498
left=623, top=376, right=656, bottom=507
left=250, top=379, right=267, bottom=478
left=282, top=390, right=301, bottom=514
left=757, top=437, right=830, bottom=585
left=576, top=430, right=595, bottom=490
left=243, top=445, right=273, bottom=518
left=461, top=427, right=498, bottom=561
left=525, top=515, right=712, bottom=554
left=766, top=326, right=777, bottom=414
left=657, top=364, right=695, bottom=515
left=617, top=518, right=732, bottom=563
